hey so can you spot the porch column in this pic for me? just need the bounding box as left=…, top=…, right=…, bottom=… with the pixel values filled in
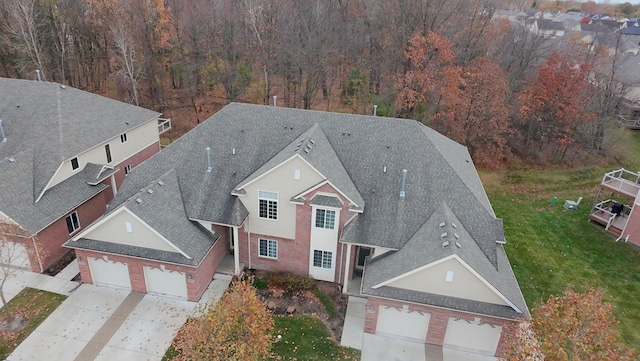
left=342, top=244, right=352, bottom=293
left=232, top=226, right=240, bottom=275
left=110, top=174, right=118, bottom=196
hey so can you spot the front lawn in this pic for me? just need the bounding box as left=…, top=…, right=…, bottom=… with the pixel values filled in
left=482, top=166, right=640, bottom=351
left=271, top=315, right=360, bottom=360
left=0, top=288, right=66, bottom=359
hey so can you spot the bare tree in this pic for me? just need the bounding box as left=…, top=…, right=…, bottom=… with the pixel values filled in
left=0, top=222, right=30, bottom=321
left=111, top=22, right=143, bottom=106
left=1, top=0, right=46, bottom=78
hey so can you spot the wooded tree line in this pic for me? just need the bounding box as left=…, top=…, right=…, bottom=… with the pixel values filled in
left=0, top=0, right=627, bottom=168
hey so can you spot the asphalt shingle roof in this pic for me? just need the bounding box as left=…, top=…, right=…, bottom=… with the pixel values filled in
left=89, top=102, right=526, bottom=318
left=0, top=77, right=161, bottom=233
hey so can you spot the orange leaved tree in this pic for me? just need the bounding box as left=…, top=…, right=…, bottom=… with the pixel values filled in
left=505, top=288, right=636, bottom=361
left=172, top=281, right=274, bottom=361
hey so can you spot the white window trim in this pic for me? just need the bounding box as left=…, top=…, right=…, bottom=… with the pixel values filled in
left=258, top=190, right=278, bottom=220
left=315, top=208, right=336, bottom=230
left=313, top=250, right=332, bottom=269
left=124, top=164, right=132, bottom=175
left=120, top=133, right=128, bottom=143
left=66, top=211, right=81, bottom=235
left=258, top=238, right=278, bottom=259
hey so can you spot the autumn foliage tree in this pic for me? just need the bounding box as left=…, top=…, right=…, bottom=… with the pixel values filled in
left=172, top=281, right=274, bottom=361
left=505, top=288, right=636, bottom=361
left=517, top=51, right=594, bottom=161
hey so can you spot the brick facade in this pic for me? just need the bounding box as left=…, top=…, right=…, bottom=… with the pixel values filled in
left=75, top=235, right=227, bottom=302
left=238, top=182, right=356, bottom=284
left=364, top=296, right=514, bottom=357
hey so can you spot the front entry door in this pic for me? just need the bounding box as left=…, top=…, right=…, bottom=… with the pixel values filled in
left=354, top=246, right=371, bottom=276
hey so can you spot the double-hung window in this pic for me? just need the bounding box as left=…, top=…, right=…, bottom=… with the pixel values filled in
left=258, top=191, right=278, bottom=220
left=313, top=250, right=332, bottom=269
left=315, top=209, right=336, bottom=229
left=259, top=238, right=278, bottom=259
left=66, top=211, right=80, bottom=234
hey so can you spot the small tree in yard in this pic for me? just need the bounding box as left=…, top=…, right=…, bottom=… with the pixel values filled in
left=0, top=222, right=31, bottom=329
left=505, top=288, right=636, bottom=361
left=172, top=281, right=274, bottom=361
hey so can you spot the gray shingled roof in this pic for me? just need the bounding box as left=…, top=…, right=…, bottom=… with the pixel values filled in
left=0, top=77, right=161, bottom=233
left=66, top=170, right=218, bottom=266
left=0, top=150, right=107, bottom=233
left=361, top=202, right=529, bottom=319
left=95, top=103, right=526, bottom=317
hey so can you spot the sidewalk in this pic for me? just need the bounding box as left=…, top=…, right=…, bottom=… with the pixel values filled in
left=3, top=259, right=80, bottom=302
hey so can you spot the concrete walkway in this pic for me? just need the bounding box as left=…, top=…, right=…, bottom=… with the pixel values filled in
left=340, top=296, right=366, bottom=350
left=3, top=260, right=80, bottom=303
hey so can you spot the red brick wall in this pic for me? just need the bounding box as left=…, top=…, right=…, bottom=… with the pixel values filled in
left=75, top=235, right=227, bottom=302
left=363, top=296, right=516, bottom=357
left=26, top=191, right=108, bottom=272
left=238, top=182, right=357, bottom=283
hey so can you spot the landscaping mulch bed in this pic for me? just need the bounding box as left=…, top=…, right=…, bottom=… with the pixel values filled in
left=249, top=270, right=349, bottom=342
left=43, top=250, right=75, bottom=277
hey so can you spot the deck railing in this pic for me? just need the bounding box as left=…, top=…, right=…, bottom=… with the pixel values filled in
left=592, top=199, right=632, bottom=230
left=602, top=168, right=640, bottom=195
left=158, top=118, right=172, bottom=134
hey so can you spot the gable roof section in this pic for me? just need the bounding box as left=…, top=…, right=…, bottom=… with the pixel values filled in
left=0, top=77, right=160, bottom=201
left=0, top=150, right=107, bottom=234
left=66, top=170, right=217, bottom=266
left=234, top=123, right=364, bottom=209
left=361, top=203, right=528, bottom=319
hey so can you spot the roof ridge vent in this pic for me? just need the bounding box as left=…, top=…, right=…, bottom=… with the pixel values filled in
left=439, top=221, right=446, bottom=228
left=158, top=180, right=164, bottom=186
left=442, top=240, right=449, bottom=248
left=147, top=189, right=154, bottom=194
left=8, top=157, right=15, bottom=163
left=135, top=198, right=143, bottom=204
left=440, top=232, right=448, bottom=239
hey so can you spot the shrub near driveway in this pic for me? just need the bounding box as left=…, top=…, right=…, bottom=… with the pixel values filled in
left=0, top=288, right=66, bottom=359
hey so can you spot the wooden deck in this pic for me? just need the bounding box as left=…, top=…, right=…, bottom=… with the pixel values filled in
left=602, top=178, right=640, bottom=199
left=589, top=211, right=628, bottom=236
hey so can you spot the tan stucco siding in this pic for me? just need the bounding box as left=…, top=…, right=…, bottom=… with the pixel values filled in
left=81, top=210, right=177, bottom=252
left=241, top=156, right=324, bottom=239
left=386, top=258, right=508, bottom=306
left=47, top=120, right=159, bottom=189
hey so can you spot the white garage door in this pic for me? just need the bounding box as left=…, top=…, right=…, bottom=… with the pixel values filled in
left=88, top=257, right=131, bottom=290
left=0, top=241, right=30, bottom=269
left=443, top=317, right=502, bottom=355
left=144, top=266, right=188, bottom=300
left=376, top=306, right=430, bottom=342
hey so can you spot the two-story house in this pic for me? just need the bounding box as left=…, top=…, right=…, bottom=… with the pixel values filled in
left=65, top=103, right=528, bottom=357
left=0, top=77, right=169, bottom=272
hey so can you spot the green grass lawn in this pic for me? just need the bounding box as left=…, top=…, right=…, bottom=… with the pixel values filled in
left=0, top=288, right=66, bottom=359
left=482, top=160, right=640, bottom=350
left=271, top=315, right=360, bottom=361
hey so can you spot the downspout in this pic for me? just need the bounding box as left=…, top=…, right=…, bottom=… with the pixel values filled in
left=338, top=242, right=344, bottom=289
left=31, top=235, right=44, bottom=272
left=110, top=174, right=118, bottom=196
left=247, top=221, right=252, bottom=269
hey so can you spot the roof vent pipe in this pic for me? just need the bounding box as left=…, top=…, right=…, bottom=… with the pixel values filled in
left=273, top=96, right=277, bottom=107
left=206, top=147, right=212, bottom=172
left=399, top=169, right=407, bottom=198
left=0, top=120, right=6, bottom=142
left=373, top=104, right=377, bottom=116
left=36, top=70, right=41, bottom=82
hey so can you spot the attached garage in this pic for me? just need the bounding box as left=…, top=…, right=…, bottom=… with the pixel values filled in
left=0, top=241, right=31, bottom=269
left=376, top=306, right=430, bottom=342
left=443, top=317, right=502, bottom=355
left=144, top=266, right=188, bottom=300
left=88, top=257, right=131, bottom=290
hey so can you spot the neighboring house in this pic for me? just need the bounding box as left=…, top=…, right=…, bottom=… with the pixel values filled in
left=65, top=103, right=528, bottom=357
left=589, top=169, right=640, bottom=246
left=531, top=19, right=566, bottom=38
left=0, top=77, right=169, bottom=272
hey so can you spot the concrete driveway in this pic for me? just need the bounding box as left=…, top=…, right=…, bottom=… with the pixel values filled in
left=6, top=279, right=230, bottom=361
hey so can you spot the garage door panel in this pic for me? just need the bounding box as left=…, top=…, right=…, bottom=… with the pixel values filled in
left=88, top=258, right=131, bottom=290
left=443, top=317, right=502, bottom=355
left=376, top=306, right=430, bottom=341
left=144, top=266, right=188, bottom=300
